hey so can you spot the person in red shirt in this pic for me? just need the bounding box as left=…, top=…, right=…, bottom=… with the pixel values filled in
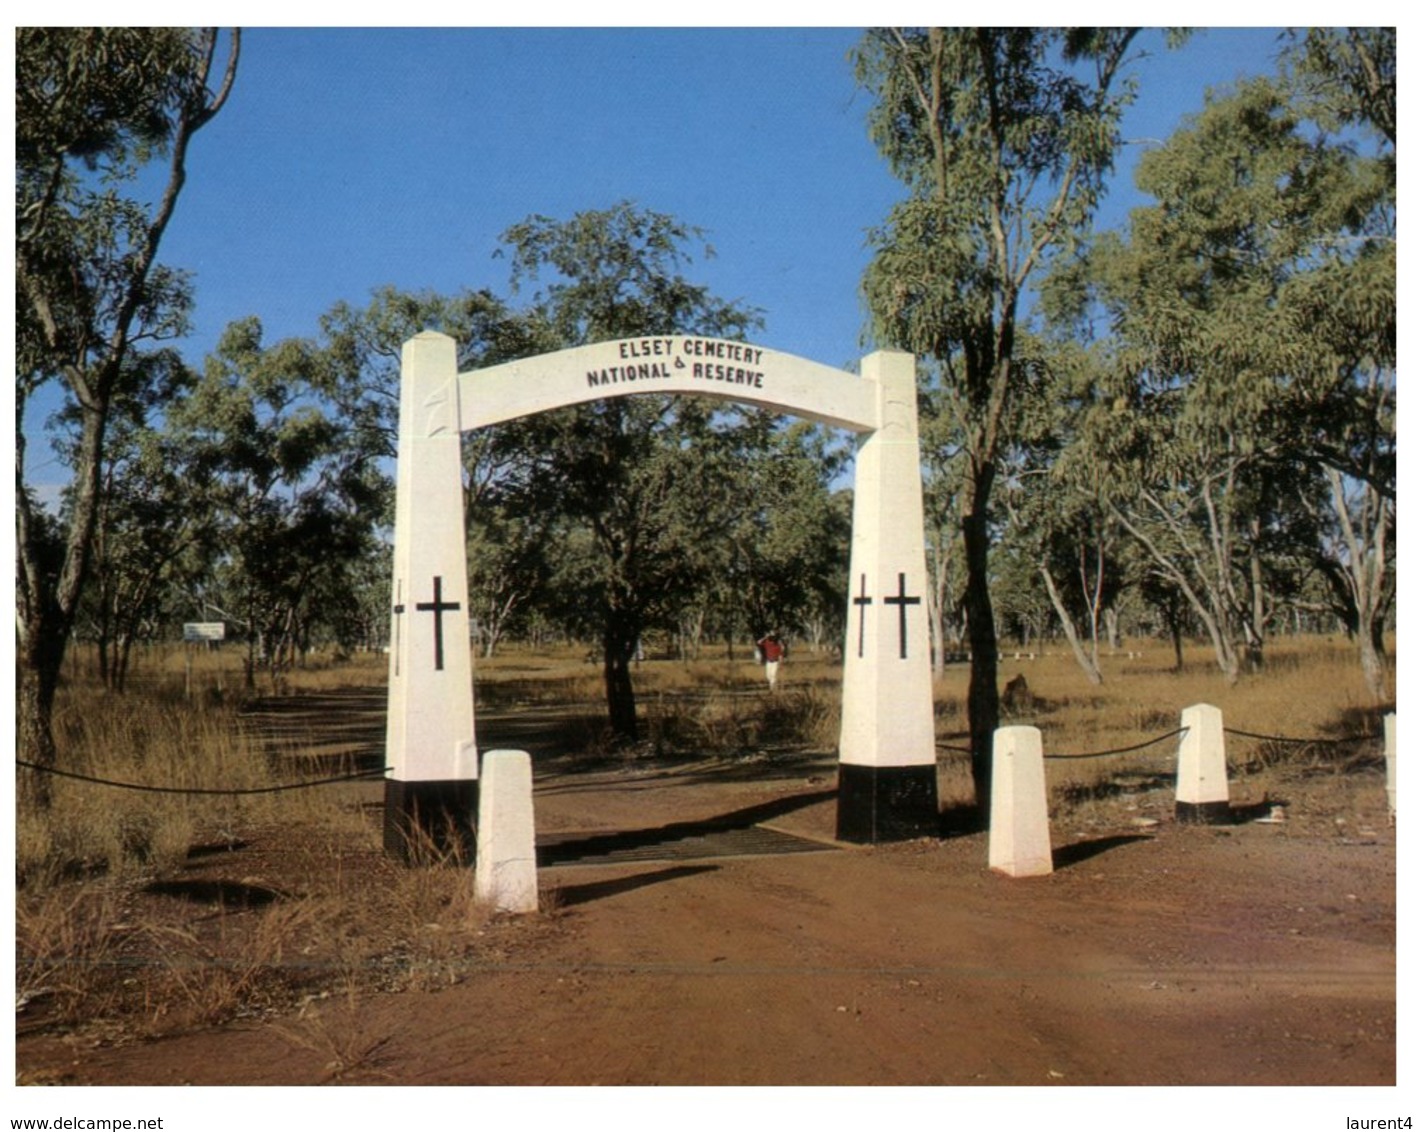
left=756, top=631, right=785, bottom=692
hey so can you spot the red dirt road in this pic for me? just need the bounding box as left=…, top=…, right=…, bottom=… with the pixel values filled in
left=17, top=751, right=1396, bottom=1090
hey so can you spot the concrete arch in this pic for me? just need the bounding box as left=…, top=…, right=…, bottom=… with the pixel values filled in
left=384, top=332, right=938, bottom=858
left=457, top=336, right=878, bottom=433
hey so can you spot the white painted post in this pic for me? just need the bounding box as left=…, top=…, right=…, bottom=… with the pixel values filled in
left=988, top=726, right=1053, bottom=877
left=475, top=750, right=539, bottom=914
left=1175, top=703, right=1230, bottom=823
left=1384, top=713, right=1396, bottom=819
left=836, top=350, right=938, bottom=842
left=384, top=332, right=479, bottom=861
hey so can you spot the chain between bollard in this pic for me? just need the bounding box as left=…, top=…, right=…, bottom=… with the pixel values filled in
left=1222, top=726, right=1377, bottom=746
left=1041, top=727, right=1187, bottom=760
left=938, top=727, right=1186, bottom=760
left=14, top=759, right=391, bottom=796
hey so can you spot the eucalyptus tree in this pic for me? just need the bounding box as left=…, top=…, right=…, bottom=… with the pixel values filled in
left=1081, top=73, right=1393, bottom=691
left=698, top=417, right=850, bottom=653
left=16, top=28, right=239, bottom=797
left=855, top=27, right=1141, bottom=817
left=59, top=349, right=219, bottom=690
left=464, top=500, right=555, bottom=658
left=1287, top=27, right=1395, bottom=148
left=493, top=202, right=762, bottom=741
left=172, top=318, right=386, bottom=688
left=317, top=284, right=539, bottom=462
left=1003, top=469, right=1116, bottom=685
left=653, top=417, right=846, bottom=664
left=1284, top=27, right=1396, bottom=699
left=315, top=285, right=557, bottom=663
left=916, top=370, right=968, bottom=677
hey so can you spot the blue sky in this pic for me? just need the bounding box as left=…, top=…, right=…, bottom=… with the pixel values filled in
left=21, top=26, right=1293, bottom=497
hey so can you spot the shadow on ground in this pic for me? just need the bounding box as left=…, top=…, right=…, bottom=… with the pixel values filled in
left=1052, top=835, right=1155, bottom=869
left=552, top=864, right=720, bottom=907
left=537, top=789, right=838, bottom=867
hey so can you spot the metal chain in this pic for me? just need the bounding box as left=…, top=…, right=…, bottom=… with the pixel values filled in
left=14, top=760, right=389, bottom=796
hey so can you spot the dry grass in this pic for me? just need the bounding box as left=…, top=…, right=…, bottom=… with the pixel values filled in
left=16, top=633, right=1391, bottom=1043
left=16, top=647, right=497, bottom=1037
left=271, top=979, right=401, bottom=1082
left=457, top=635, right=1392, bottom=808
left=20, top=696, right=271, bottom=889
left=955, top=635, right=1394, bottom=817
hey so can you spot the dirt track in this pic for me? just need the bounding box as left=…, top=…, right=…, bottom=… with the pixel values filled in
left=15, top=693, right=1396, bottom=1088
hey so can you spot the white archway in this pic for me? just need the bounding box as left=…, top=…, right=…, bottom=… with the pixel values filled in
left=383, top=332, right=937, bottom=856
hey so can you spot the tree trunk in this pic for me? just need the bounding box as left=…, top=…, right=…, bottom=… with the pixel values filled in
left=16, top=614, right=66, bottom=808
left=1369, top=614, right=1388, bottom=664
left=679, top=608, right=705, bottom=662
left=482, top=590, right=520, bottom=659
left=962, top=470, right=999, bottom=827
left=1360, top=595, right=1391, bottom=703
left=1359, top=633, right=1386, bottom=704
left=1324, top=466, right=1393, bottom=703
left=15, top=32, right=238, bottom=809
left=1041, top=564, right=1103, bottom=685
left=1104, top=607, right=1121, bottom=652
left=927, top=541, right=951, bottom=679
left=1243, top=535, right=1266, bottom=673
left=603, top=606, right=640, bottom=743
left=97, top=635, right=113, bottom=691
left=16, top=404, right=109, bottom=807
left=1111, top=502, right=1240, bottom=681
left=1210, top=617, right=1241, bottom=683
left=929, top=601, right=946, bottom=679
left=1081, top=542, right=1105, bottom=674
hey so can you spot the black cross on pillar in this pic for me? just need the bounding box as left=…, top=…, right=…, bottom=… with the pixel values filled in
left=853, top=573, right=874, bottom=659
left=883, top=572, right=922, bottom=660
left=415, top=575, right=461, bottom=671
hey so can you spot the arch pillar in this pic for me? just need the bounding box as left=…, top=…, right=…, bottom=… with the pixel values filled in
left=835, top=351, right=939, bottom=841
left=382, top=334, right=940, bottom=859
left=383, top=332, right=478, bottom=861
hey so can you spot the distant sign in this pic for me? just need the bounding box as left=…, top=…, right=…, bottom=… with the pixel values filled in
left=183, top=622, right=226, bottom=642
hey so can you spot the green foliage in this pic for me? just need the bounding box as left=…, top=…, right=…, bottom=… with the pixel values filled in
left=474, top=203, right=777, bottom=736
left=16, top=28, right=238, bottom=786
left=16, top=29, right=201, bottom=168
left=317, top=285, right=539, bottom=462
left=856, top=28, right=1143, bottom=806
left=502, top=201, right=759, bottom=344
left=858, top=27, right=1139, bottom=363
left=59, top=351, right=218, bottom=687
left=168, top=318, right=387, bottom=685
left=82, top=199, right=849, bottom=705
left=1048, top=52, right=1394, bottom=690
left=25, top=28, right=1399, bottom=770
left=1286, top=27, right=1395, bottom=146
left=695, top=419, right=850, bottom=643
left=16, top=29, right=236, bottom=405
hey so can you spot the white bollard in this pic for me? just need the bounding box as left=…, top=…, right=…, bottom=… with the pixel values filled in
left=988, top=726, right=1053, bottom=878
left=475, top=750, right=539, bottom=914
left=1385, top=713, right=1396, bottom=820
left=1175, top=703, right=1230, bottom=823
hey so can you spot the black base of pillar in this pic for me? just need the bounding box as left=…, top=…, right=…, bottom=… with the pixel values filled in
left=1175, top=799, right=1232, bottom=824
left=836, top=763, right=939, bottom=843
left=384, top=779, right=478, bottom=865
